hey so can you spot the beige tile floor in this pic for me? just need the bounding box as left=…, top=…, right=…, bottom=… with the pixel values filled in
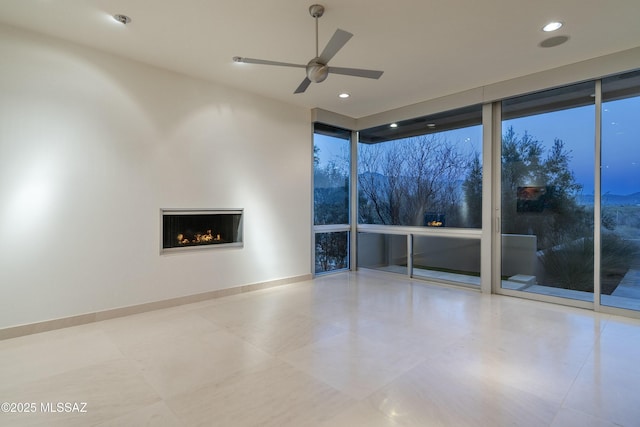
left=1, top=270, right=639, bottom=426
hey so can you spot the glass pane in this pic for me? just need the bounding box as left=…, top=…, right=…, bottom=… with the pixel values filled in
left=358, top=106, right=483, bottom=228
left=315, top=232, right=349, bottom=273
left=412, top=236, right=480, bottom=286
left=600, top=70, right=640, bottom=311
left=357, top=232, right=407, bottom=275
left=314, top=126, right=350, bottom=225
left=501, top=82, right=595, bottom=302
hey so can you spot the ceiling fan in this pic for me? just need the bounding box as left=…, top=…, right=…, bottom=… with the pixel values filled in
left=233, top=4, right=384, bottom=94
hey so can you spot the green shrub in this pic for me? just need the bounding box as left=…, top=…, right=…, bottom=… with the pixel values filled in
left=540, top=233, right=638, bottom=293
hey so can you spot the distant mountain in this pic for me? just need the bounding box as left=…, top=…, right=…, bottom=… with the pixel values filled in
left=577, top=192, right=640, bottom=206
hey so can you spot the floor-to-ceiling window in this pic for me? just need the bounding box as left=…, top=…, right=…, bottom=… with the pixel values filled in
left=600, top=71, right=640, bottom=311
left=313, top=123, right=351, bottom=274
left=500, top=82, right=596, bottom=302
left=357, top=105, right=483, bottom=285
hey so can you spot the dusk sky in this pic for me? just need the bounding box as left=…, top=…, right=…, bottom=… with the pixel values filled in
left=504, top=105, right=596, bottom=195
left=602, top=96, right=640, bottom=196
left=505, top=97, right=640, bottom=196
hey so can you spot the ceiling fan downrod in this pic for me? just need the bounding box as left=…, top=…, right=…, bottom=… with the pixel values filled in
left=309, top=4, right=325, bottom=58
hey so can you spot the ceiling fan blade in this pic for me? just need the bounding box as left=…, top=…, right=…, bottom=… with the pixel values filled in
left=318, top=29, right=353, bottom=64
left=233, top=57, right=306, bottom=69
left=294, top=77, right=312, bottom=94
left=328, top=66, right=384, bottom=79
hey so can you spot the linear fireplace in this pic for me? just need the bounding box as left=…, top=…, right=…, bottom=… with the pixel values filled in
left=161, top=209, right=243, bottom=253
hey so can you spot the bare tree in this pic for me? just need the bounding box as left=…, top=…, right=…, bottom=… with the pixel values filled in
left=359, top=134, right=472, bottom=226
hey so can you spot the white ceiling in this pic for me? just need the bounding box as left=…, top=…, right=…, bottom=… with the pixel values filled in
left=1, top=0, right=639, bottom=118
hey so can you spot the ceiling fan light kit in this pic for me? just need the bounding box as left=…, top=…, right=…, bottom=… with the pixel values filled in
left=233, top=4, right=383, bottom=94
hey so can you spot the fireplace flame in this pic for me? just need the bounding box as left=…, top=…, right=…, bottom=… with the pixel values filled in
left=177, top=229, right=222, bottom=245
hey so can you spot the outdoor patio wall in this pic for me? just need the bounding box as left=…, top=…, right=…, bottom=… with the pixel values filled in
left=358, top=233, right=407, bottom=269
left=358, top=232, right=536, bottom=280
left=412, top=234, right=536, bottom=277
left=357, top=233, right=388, bottom=268
left=0, top=24, right=311, bottom=329
left=501, top=234, right=537, bottom=277
left=413, top=236, right=480, bottom=273
left=388, top=234, right=408, bottom=266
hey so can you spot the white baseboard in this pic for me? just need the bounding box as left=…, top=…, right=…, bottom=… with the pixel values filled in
left=0, top=274, right=312, bottom=340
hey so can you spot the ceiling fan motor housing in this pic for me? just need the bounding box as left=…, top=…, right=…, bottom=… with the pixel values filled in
left=307, top=59, right=329, bottom=83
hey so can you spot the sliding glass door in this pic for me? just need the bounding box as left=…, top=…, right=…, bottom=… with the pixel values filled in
left=500, top=82, right=596, bottom=303
left=600, top=71, right=640, bottom=311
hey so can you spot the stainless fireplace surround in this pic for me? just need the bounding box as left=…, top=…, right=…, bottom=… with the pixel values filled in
left=161, top=209, right=243, bottom=254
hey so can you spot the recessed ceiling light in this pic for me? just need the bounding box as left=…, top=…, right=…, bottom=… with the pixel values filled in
left=542, top=21, right=563, bottom=32
left=427, top=123, right=436, bottom=128
left=390, top=123, right=398, bottom=128
left=338, top=93, right=350, bottom=99
left=113, top=14, right=132, bottom=25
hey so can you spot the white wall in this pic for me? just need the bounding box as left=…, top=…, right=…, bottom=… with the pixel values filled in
left=0, top=25, right=312, bottom=329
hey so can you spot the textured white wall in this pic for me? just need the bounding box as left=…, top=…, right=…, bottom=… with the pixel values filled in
left=0, top=25, right=312, bottom=329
